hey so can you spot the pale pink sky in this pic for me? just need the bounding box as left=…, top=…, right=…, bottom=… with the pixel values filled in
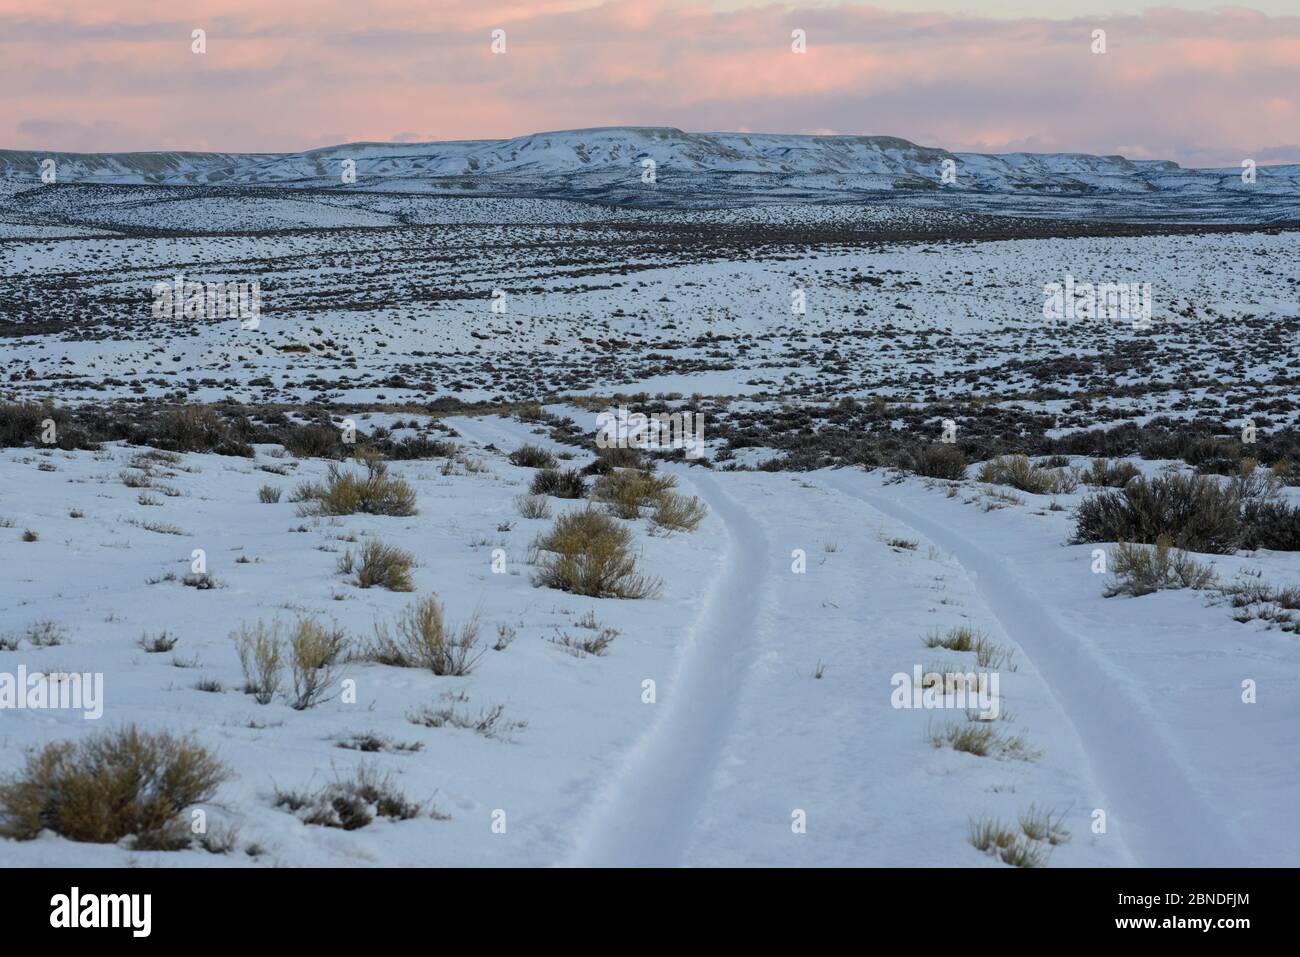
left=0, top=1, right=1297, bottom=166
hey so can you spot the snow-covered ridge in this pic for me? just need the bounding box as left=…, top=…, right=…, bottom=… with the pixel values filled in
left=2, top=127, right=1296, bottom=202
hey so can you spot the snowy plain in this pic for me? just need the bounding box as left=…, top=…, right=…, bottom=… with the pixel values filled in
left=1, top=407, right=1296, bottom=866
left=2, top=140, right=1298, bottom=867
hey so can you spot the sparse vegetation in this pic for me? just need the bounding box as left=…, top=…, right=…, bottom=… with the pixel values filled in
left=1073, top=473, right=1244, bottom=554
left=335, top=732, right=423, bottom=753
left=529, top=467, right=588, bottom=499
left=139, top=631, right=179, bottom=653
left=258, top=484, right=282, bottom=503
left=929, top=719, right=1040, bottom=761
left=294, top=454, right=417, bottom=516
left=231, top=620, right=284, bottom=704
left=367, top=595, right=483, bottom=675
left=508, top=444, right=557, bottom=469
left=493, top=623, right=518, bottom=651
left=968, top=806, right=1069, bottom=868
left=972, top=816, right=1050, bottom=868
left=408, top=701, right=526, bottom=741
left=977, top=454, right=1076, bottom=495
left=288, top=617, right=350, bottom=709
left=1104, top=536, right=1218, bottom=597
left=924, top=625, right=983, bottom=652
left=515, top=493, right=551, bottom=519
left=532, top=507, right=662, bottom=599
left=549, top=625, right=620, bottom=656
left=340, top=539, right=416, bottom=591
left=0, top=726, right=228, bottom=847
left=1083, top=457, right=1141, bottom=488
left=25, top=620, right=66, bottom=647
left=1017, top=804, right=1071, bottom=846
left=650, top=492, right=707, bottom=532
left=911, top=444, right=967, bottom=480
left=274, top=763, right=432, bottom=829
left=590, top=469, right=676, bottom=519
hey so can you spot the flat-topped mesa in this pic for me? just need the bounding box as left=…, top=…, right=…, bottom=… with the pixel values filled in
left=0, top=128, right=1295, bottom=201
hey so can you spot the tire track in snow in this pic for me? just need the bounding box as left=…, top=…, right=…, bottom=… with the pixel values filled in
left=568, top=469, right=769, bottom=867
left=445, top=416, right=772, bottom=866
left=820, top=469, right=1247, bottom=867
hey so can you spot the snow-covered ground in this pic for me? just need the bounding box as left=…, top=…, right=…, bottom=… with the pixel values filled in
left=2, top=176, right=1296, bottom=868
left=3, top=409, right=1295, bottom=867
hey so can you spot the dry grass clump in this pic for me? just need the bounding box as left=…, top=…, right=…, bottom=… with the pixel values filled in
left=508, top=444, right=557, bottom=469
left=335, top=732, right=424, bottom=753
left=590, top=469, right=676, bottom=519
left=651, top=491, right=708, bottom=532
left=408, top=701, right=527, bottom=741
left=1083, top=457, right=1141, bottom=488
left=929, top=719, right=1040, bottom=762
left=515, top=493, right=551, bottom=519
left=1017, top=804, right=1072, bottom=846
left=23, top=619, right=66, bottom=647
left=274, top=764, right=431, bottom=830
left=258, top=484, right=282, bottom=503
left=968, top=805, right=1070, bottom=868
left=531, top=507, right=662, bottom=599
left=923, top=625, right=983, bottom=652
left=529, top=467, right=588, bottom=499
left=148, top=406, right=252, bottom=457
left=231, top=620, right=284, bottom=704
left=548, top=622, right=621, bottom=656
left=119, top=469, right=151, bottom=488
left=1222, top=577, right=1300, bottom=633
left=1105, top=536, right=1218, bottom=597
left=968, top=817, right=1046, bottom=868
left=338, top=539, right=416, bottom=592
left=911, top=444, right=968, bottom=480
left=138, top=631, right=179, bottom=653
left=977, top=454, right=1076, bottom=494
left=293, top=454, right=417, bottom=516
left=289, top=617, right=350, bottom=709
left=367, top=596, right=483, bottom=676
left=0, top=726, right=228, bottom=847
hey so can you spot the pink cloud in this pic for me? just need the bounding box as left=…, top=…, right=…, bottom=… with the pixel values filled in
left=0, top=1, right=1296, bottom=166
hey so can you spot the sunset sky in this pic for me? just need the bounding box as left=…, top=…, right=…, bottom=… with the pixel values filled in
left=1, top=1, right=1297, bottom=166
